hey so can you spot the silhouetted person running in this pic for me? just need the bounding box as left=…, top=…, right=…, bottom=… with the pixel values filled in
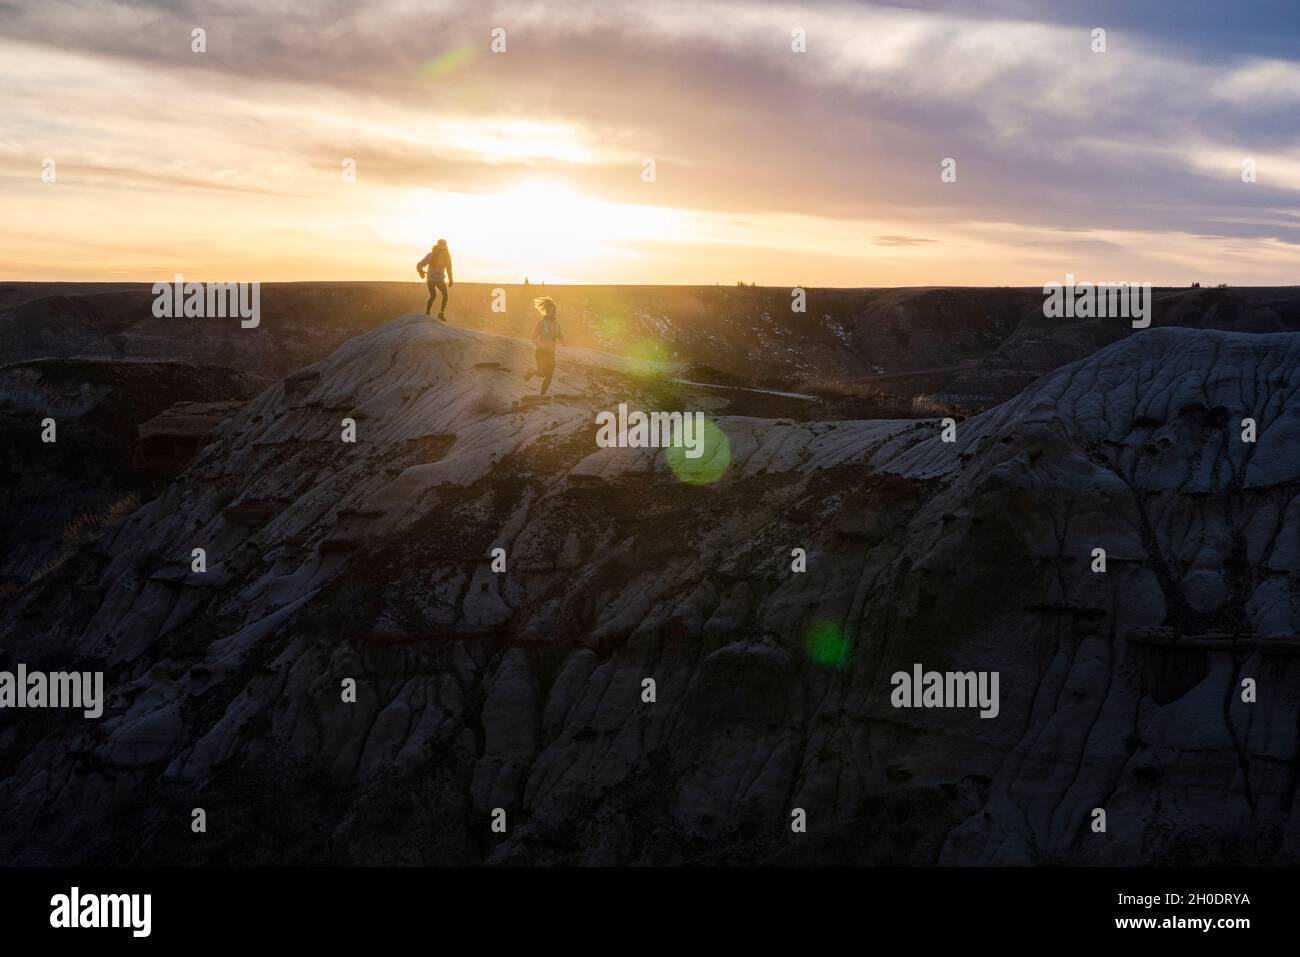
left=525, top=297, right=564, bottom=395
left=416, top=239, right=453, bottom=321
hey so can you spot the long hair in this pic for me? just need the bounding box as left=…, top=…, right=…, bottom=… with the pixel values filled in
left=533, top=297, right=557, bottom=317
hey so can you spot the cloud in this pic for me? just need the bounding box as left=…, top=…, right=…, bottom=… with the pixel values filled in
left=2, top=0, right=1299, bottom=282
left=872, top=235, right=936, bottom=247
left=1213, top=60, right=1300, bottom=110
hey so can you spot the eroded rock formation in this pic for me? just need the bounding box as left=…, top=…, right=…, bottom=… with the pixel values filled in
left=2, top=318, right=1297, bottom=865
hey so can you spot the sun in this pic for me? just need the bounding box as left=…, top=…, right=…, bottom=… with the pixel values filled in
left=377, top=178, right=688, bottom=283
left=499, top=180, right=610, bottom=239
left=502, top=179, right=581, bottom=209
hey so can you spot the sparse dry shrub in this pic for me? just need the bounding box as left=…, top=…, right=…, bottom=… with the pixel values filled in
left=793, top=377, right=883, bottom=399
left=62, top=492, right=140, bottom=546
left=911, top=394, right=955, bottom=416
left=28, top=491, right=142, bottom=585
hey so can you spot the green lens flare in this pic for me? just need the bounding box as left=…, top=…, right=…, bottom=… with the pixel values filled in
left=420, top=46, right=477, bottom=79
left=592, top=313, right=627, bottom=341
left=665, top=418, right=730, bottom=485
left=805, top=621, right=851, bottom=669
left=627, top=336, right=670, bottom=373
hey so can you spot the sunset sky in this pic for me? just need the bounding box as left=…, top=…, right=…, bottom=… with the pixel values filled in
left=2, top=0, right=1299, bottom=286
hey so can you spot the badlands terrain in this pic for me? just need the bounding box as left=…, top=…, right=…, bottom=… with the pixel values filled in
left=1, top=283, right=1299, bottom=864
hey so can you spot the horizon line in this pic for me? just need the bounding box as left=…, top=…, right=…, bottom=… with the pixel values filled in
left=3, top=279, right=1294, bottom=291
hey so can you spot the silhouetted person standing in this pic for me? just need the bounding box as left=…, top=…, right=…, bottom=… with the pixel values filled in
left=416, top=239, right=453, bottom=321
left=525, top=297, right=564, bottom=395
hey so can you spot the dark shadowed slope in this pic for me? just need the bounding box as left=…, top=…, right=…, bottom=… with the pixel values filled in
left=0, top=359, right=268, bottom=585
left=1, top=318, right=1297, bottom=865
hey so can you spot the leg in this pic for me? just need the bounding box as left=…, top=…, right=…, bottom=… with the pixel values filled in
left=538, top=349, right=555, bottom=395
left=425, top=280, right=436, bottom=315
left=436, top=281, right=448, bottom=319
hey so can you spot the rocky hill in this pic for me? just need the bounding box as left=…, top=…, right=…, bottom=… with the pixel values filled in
left=5, top=282, right=1300, bottom=407
left=2, top=317, right=1296, bottom=865
left=0, top=358, right=268, bottom=586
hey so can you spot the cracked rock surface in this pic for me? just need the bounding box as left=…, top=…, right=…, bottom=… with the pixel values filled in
left=2, top=318, right=1297, bottom=865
